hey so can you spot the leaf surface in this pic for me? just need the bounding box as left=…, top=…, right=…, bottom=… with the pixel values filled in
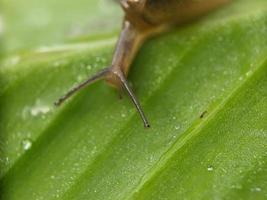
left=0, top=0, right=267, bottom=199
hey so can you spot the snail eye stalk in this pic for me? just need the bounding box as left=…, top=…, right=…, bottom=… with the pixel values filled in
left=115, top=71, right=150, bottom=128
left=54, top=68, right=109, bottom=106
left=55, top=68, right=150, bottom=128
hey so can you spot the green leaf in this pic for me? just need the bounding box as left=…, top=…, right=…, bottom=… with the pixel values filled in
left=2, top=0, right=122, bottom=53
left=1, top=0, right=267, bottom=199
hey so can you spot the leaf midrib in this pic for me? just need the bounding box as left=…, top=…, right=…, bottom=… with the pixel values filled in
left=60, top=18, right=267, bottom=198
left=124, top=57, right=267, bottom=199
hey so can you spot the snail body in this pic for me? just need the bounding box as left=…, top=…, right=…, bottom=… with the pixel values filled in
left=56, top=0, right=230, bottom=127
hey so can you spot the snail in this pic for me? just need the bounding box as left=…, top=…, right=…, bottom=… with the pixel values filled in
left=55, top=0, right=230, bottom=128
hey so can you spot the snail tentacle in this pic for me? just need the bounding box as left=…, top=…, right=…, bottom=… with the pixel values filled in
left=54, top=68, right=109, bottom=106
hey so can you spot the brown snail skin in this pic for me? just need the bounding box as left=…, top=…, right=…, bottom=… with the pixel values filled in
left=55, top=0, right=230, bottom=128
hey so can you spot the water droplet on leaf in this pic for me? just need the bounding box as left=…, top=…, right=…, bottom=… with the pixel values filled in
left=207, top=165, right=214, bottom=172
left=21, top=138, right=32, bottom=151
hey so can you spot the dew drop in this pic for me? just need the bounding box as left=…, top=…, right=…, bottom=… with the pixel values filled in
left=31, top=105, right=51, bottom=117
left=21, top=138, right=32, bottom=151
left=251, top=187, right=262, bottom=192
left=175, top=125, right=180, bottom=130
left=149, top=155, right=155, bottom=163
left=207, top=165, right=214, bottom=172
